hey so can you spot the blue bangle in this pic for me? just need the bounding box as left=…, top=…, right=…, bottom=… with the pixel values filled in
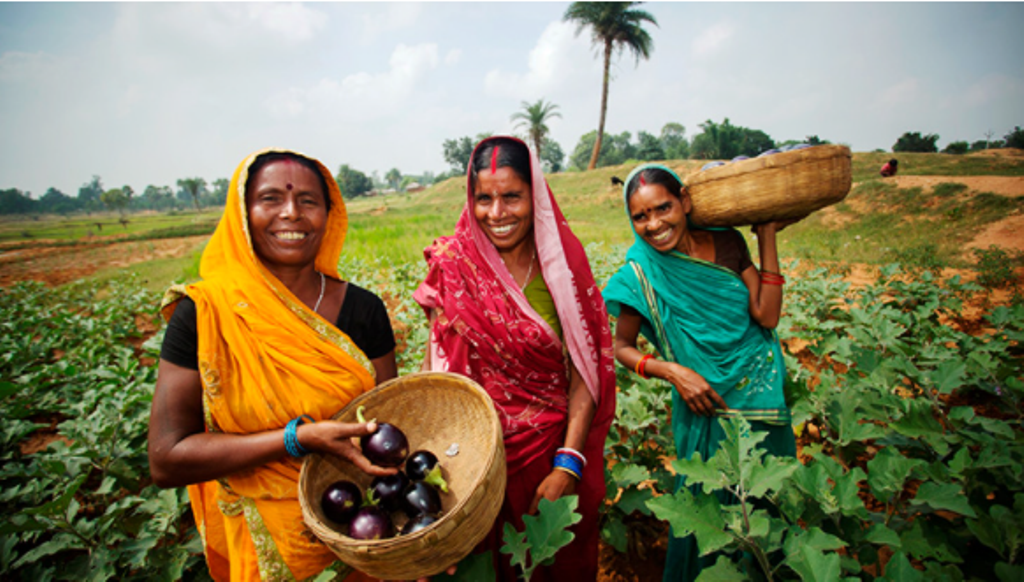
left=553, top=452, right=583, bottom=479
left=284, top=415, right=315, bottom=458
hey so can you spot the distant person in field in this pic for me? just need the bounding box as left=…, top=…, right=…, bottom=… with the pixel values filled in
left=148, top=149, right=399, bottom=582
left=602, top=164, right=799, bottom=582
left=880, top=158, right=898, bottom=177
left=414, top=136, right=616, bottom=581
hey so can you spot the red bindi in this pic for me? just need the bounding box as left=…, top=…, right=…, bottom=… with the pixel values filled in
left=286, top=183, right=293, bottom=190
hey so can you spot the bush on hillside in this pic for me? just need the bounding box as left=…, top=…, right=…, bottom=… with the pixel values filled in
left=943, top=141, right=969, bottom=155
left=1005, top=126, right=1024, bottom=149
left=893, top=131, right=939, bottom=153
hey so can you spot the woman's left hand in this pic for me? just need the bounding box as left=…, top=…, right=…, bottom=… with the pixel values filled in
left=528, top=469, right=577, bottom=515
left=752, top=214, right=806, bottom=236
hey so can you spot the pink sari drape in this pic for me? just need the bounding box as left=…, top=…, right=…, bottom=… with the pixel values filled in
left=414, top=136, right=616, bottom=580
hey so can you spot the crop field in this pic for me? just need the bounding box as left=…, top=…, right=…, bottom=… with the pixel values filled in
left=1, top=151, right=1023, bottom=580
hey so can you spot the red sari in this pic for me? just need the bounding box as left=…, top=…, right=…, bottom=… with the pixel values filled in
left=414, top=136, right=616, bottom=581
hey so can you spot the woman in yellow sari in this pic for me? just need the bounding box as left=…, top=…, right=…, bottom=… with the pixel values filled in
left=148, top=148, right=399, bottom=581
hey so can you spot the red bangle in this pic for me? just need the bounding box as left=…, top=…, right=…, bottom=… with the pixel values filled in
left=760, top=271, right=786, bottom=285
left=635, top=354, right=653, bottom=378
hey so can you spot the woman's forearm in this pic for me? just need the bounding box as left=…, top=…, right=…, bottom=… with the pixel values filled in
left=563, top=361, right=596, bottom=453
left=749, top=225, right=783, bottom=328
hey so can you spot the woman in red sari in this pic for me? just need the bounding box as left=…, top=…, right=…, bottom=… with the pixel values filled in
left=414, top=136, right=616, bottom=581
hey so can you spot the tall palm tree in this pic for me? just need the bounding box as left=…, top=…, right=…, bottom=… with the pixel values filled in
left=510, top=99, right=562, bottom=160
left=564, top=2, right=657, bottom=170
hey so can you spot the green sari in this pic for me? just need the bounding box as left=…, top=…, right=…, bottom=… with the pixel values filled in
left=602, top=164, right=795, bottom=582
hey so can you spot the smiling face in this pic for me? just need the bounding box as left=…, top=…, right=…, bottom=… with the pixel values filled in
left=473, top=166, right=534, bottom=253
left=627, top=183, right=693, bottom=253
left=246, top=158, right=327, bottom=273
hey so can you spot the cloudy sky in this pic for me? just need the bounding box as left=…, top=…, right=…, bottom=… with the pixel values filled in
left=2, top=2, right=1022, bottom=197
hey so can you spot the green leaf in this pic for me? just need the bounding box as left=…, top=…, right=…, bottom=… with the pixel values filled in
left=864, top=523, right=902, bottom=549
left=995, top=562, right=1024, bottom=582
left=499, top=522, right=528, bottom=573
left=880, top=552, right=924, bottom=582
left=648, top=488, right=733, bottom=556
left=748, top=456, right=800, bottom=498
left=910, top=481, right=978, bottom=518
left=900, top=520, right=962, bottom=564
left=694, top=555, right=747, bottom=581
left=434, top=551, right=496, bottom=582
left=672, top=452, right=729, bottom=493
left=600, top=516, right=628, bottom=553
left=929, top=360, right=966, bottom=394
left=615, top=487, right=654, bottom=517
left=785, top=542, right=842, bottom=582
left=0, top=380, right=18, bottom=398
left=610, top=462, right=649, bottom=488
left=501, top=495, right=581, bottom=579
left=866, top=448, right=925, bottom=502
left=12, top=533, right=84, bottom=568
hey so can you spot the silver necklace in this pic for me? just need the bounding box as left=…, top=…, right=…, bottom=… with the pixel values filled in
left=521, top=247, right=536, bottom=291
left=313, top=271, right=325, bottom=314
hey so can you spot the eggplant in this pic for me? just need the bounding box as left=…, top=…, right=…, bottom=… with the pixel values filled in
left=369, top=471, right=411, bottom=513
left=356, top=405, right=409, bottom=468
left=402, top=480, right=443, bottom=518
left=405, top=450, right=449, bottom=493
left=401, top=513, right=439, bottom=535
left=758, top=148, right=781, bottom=157
left=701, top=161, right=726, bottom=171
left=321, top=480, right=362, bottom=525
left=347, top=506, right=394, bottom=540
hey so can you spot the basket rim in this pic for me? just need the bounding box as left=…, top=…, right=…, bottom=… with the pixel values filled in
left=299, top=371, right=503, bottom=549
left=684, top=144, right=852, bottom=187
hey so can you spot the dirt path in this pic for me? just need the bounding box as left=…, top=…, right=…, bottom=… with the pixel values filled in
left=0, top=235, right=208, bottom=287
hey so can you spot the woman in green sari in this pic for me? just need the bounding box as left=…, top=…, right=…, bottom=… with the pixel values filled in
left=602, top=164, right=797, bottom=581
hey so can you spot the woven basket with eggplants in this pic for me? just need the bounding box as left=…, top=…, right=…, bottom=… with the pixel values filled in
left=298, top=372, right=506, bottom=580
left=683, top=144, right=853, bottom=227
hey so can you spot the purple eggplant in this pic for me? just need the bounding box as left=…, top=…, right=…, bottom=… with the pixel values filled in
left=402, top=480, right=443, bottom=518
left=356, top=405, right=409, bottom=468
left=758, top=148, right=781, bottom=157
left=401, top=513, right=439, bottom=535
left=405, top=450, right=449, bottom=493
left=369, top=470, right=411, bottom=513
left=321, top=480, right=362, bottom=525
left=347, top=506, right=394, bottom=540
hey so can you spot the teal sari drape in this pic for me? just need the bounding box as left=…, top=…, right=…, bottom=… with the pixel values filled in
left=602, top=164, right=795, bottom=582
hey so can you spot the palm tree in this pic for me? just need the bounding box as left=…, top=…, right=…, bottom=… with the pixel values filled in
left=510, top=99, right=562, bottom=160
left=564, top=2, right=657, bottom=170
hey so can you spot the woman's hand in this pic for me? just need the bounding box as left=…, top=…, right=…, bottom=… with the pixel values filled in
left=661, top=361, right=727, bottom=416
left=752, top=214, right=806, bottom=236
left=528, top=470, right=577, bottom=515
left=300, top=420, right=398, bottom=477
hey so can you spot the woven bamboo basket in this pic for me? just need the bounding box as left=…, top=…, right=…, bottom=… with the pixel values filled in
left=298, top=372, right=506, bottom=580
left=683, top=144, right=852, bottom=227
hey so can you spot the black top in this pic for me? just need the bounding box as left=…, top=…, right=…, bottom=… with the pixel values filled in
left=160, top=283, right=396, bottom=370
left=707, top=228, right=754, bottom=276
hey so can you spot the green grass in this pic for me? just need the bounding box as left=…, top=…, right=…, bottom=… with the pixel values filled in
left=2, top=151, right=1020, bottom=288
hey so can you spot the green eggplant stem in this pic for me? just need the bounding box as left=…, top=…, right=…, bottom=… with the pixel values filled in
left=423, top=465, right=449, bottom=493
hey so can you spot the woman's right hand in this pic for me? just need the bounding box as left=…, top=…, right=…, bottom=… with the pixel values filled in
left=661, top=362, right=728, bottom=416
left=300, top=420, right=398, bottom=477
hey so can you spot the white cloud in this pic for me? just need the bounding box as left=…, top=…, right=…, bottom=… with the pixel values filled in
left=877, top=78, right=922, bottom=107
left=483, top=20, right=593, bottom=99
left=444, top=49, right=462, bottom=66
left=0, top=51, right=62, bottom=83
left=265, top=43, right=440, bottom=118
left=691, top=22, right=735, bottom=58
left=359, top=3, right=422, bottom=45
left=245, top=3, right=328, bottom=44
left=962, top=74, right=1024, bottom=108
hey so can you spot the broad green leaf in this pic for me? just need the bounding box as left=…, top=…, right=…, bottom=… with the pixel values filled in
left=784, top=526, right=847, bottom=555
left=880, top=552, right=924, bottom=582
left=610, top=462, right=649, bottom=487
left=995, top=562, right=1024, bottom=582
left=12, top=533, right=83, bottom=568
left=599, top=516, right=629, bottom=553
left=910, top=481, right=977, bottom=517
left=747, top=455, right=800, bottom=498
left=929, top=360, right=966, bottom=394
left=0, top=380, right=18, bottom=398
left=648, top=488, right=733, bottom=556
left=694, top=555, right=747, bottom=581
left=785, top=542, right=842, bottom=582
left=863, top=523, right=902, bottom=549
left=967, top=510, right=1005, bottom=556
left=615, top=487, right=654, bottom=517
left=508, top=495, right=581, bottom=576
left=866, top=448, right=925, bottom=502
left=900, top=520, right=962, bottom=564
left=499, top=522, right=528, bottom=572
left=672, top=452, right=729, bottom=493
left=435, top=551, right=496, bottom=582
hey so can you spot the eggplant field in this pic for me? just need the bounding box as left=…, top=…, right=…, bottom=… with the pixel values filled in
left=1, top=248, right=1022, bottom=581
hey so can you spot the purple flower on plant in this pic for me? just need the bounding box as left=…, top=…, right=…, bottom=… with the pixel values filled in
left=994, top=385, right=1003, bottom=396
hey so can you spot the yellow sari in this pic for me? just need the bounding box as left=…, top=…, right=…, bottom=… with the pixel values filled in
left=161, top=148, right=376, bottom=581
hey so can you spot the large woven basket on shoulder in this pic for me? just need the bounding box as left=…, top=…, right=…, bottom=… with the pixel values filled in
left=298, top=372, right=505, bottom=580
left=683, top=144, right=852, bottom=227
